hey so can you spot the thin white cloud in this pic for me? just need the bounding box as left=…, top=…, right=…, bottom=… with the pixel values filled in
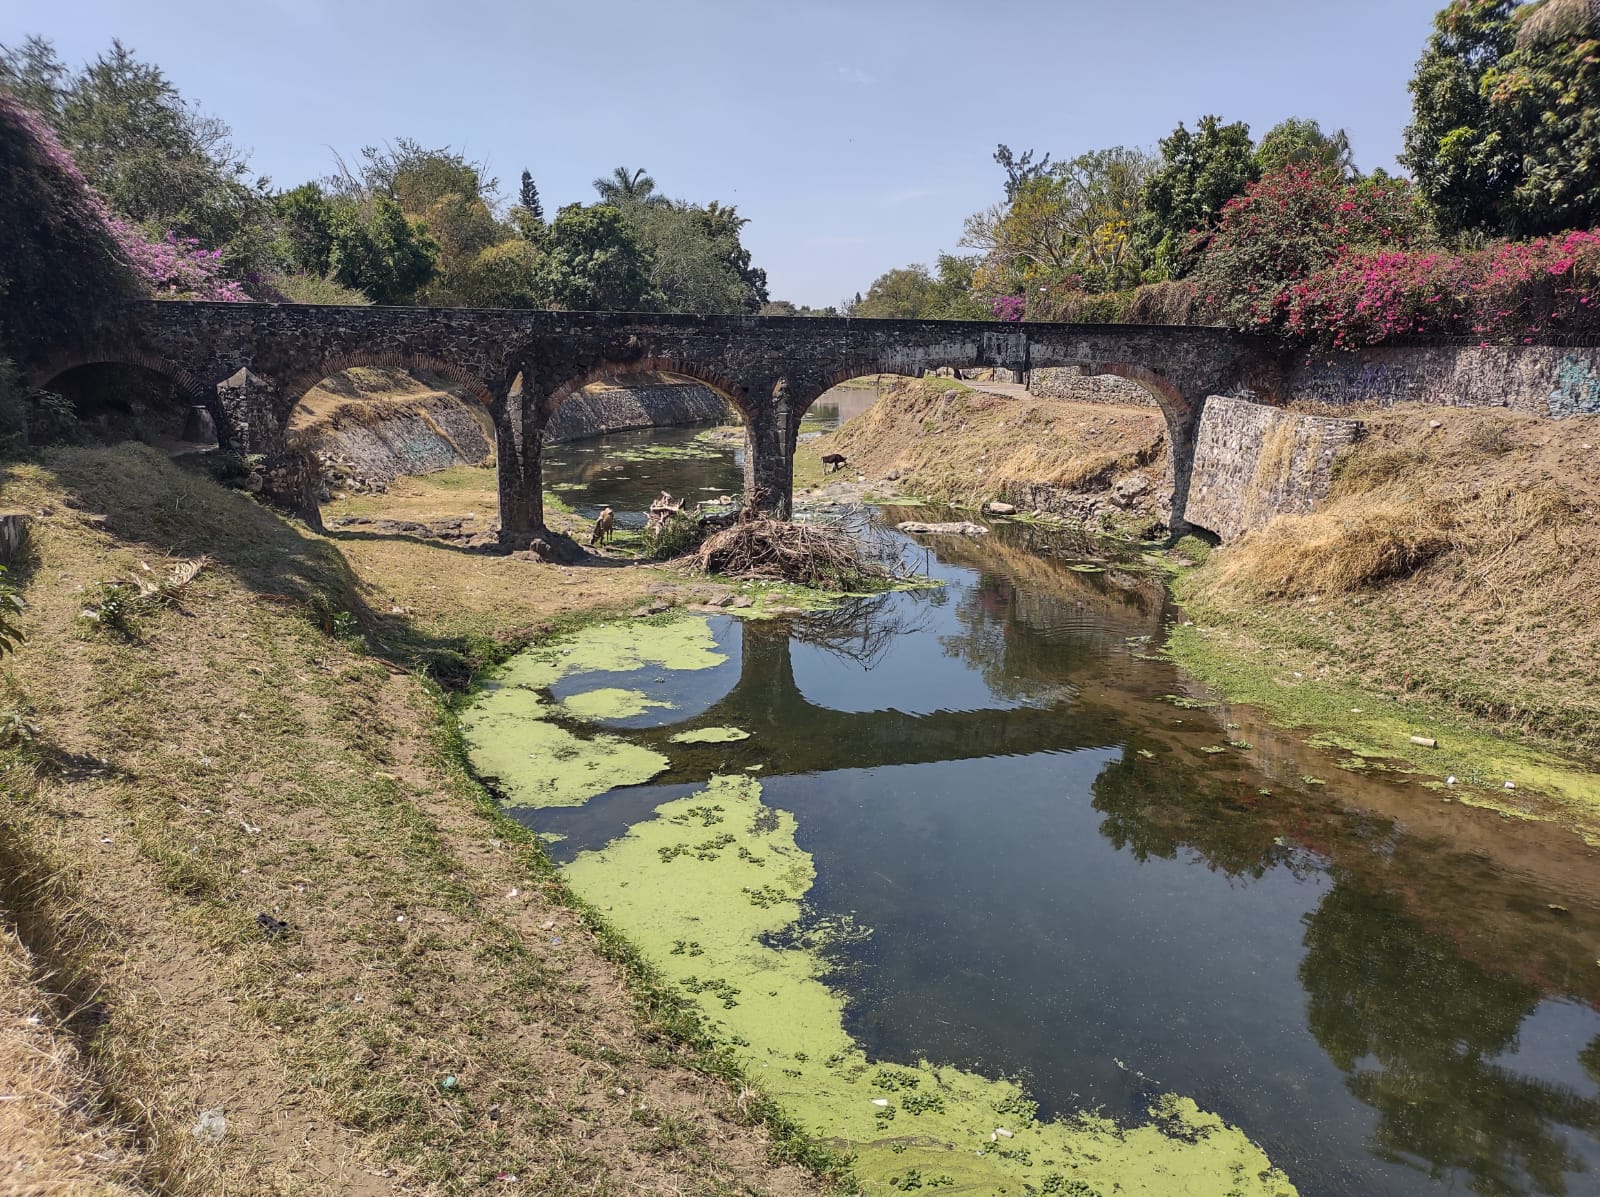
left=836, top=65, right=877, bottom=87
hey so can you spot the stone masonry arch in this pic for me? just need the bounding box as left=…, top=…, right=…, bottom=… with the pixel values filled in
left=65, top=302, right=1284, bottom=545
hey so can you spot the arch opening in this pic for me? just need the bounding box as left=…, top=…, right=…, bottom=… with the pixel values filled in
left=28, top=360, right=214, bottom=450
left=530, top=363, right=747, bottom=534
left=285, top=364, right=499, bottom=542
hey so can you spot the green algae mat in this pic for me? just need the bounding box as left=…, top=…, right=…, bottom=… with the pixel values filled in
left=463, top=616, right=1297, bottom=1196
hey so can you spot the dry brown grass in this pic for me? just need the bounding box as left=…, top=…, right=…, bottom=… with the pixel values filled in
left=0, top=923, right=146, bottom=1196
left=1181, top=405, right=1600, bottom=751
left=0, top=445, right=827, bottom=1196
left=807, top=377, right=1166, bottom=508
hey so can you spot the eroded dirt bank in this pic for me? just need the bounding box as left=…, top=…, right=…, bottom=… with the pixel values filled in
left=805, top=377, right=1170, bottom=533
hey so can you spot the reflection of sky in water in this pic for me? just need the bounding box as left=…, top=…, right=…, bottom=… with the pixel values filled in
left=514, top=427, right=1600, bottom=1197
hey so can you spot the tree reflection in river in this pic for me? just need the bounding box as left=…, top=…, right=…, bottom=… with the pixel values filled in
left=1301, top=878, right=1600, bottom=1197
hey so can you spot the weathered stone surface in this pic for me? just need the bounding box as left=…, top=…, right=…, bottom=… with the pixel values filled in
left=1027, top=368, right=1159, bottom=407
left=897, top=521, right=990, bottom=536
left=1286, top=343, right=1600, bottom=418
left=985, top=501, right=1018, bottom=515
left=544, top=378, right=730, bottom=443
left=1185, top=397, right=1364, bottom=541
left=297, top=395, right=493, bottom=493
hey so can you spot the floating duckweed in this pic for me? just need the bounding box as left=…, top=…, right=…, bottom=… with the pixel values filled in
left=462, top=617, right=725, bottom=809
left=561, top=774, right=1297, bottom=1195
left=561, top=687, right=673, bottom=720
left=671, top=726, right=753, bottom=744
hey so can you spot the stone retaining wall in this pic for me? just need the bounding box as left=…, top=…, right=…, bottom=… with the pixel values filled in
left=544, top=380, right=732, bottom=443
left=1286, top=343, right=1600, bottom=418
left=293, top=394, right=493, bottom=492
left=1184, top=396, right=1364, bottom=541
left=1025, top=368, right=1159, bottom=407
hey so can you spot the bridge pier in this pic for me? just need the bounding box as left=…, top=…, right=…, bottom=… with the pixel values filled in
left=494, top=384, right=548, bottom=547
left=213, top=370, right=323, bottom=531
left=740, top=376, right=796, bottom=518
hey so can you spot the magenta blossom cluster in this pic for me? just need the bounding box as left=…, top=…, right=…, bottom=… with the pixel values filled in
left=104, top=217, right=251, bottom=302
left=990, top=295, right=1026, bottom=323
left=1286, top=229, right=1600, bottom=348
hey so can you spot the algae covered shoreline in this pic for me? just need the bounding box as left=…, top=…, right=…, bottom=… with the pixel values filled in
left=460, top=612, right=1298, bottom=1196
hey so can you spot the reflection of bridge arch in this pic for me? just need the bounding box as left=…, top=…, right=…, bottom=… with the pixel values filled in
left=641, top=622, right=1124, bottom=777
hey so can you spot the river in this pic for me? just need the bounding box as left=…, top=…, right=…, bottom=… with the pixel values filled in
left=493, top=418, right=1600, bottom=1196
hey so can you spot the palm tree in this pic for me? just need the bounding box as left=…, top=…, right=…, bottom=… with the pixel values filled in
left=592, top=166, right=669, bottom=208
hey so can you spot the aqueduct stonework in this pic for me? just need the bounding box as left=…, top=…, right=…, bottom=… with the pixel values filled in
left=23, top=301, right=1281, bottom=541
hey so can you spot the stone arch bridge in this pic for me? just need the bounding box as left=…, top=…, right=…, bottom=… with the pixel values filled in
left=28, top=302, right=1284, bottom=542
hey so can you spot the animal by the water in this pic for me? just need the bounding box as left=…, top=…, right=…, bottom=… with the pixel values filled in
left=589, top=506, right=615, bottom=545
left=822, top=453, right=847, bottom=474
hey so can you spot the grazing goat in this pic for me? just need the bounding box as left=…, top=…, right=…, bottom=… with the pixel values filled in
left=821, top=453, right=848, bottom=474
left=589, top=506, right=615, bottom=545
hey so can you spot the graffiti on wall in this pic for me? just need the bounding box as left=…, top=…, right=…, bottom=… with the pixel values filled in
left=1548, top=354, right=1600, bottom=417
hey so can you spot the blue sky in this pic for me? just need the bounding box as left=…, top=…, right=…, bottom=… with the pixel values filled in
left=8, top=0, right=1444, bottom=306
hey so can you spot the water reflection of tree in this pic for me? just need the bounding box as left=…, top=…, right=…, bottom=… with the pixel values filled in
left=1300, top=877, right=1600, bottom=1196
left=1090, top=750, right=1600, bottom=1194
left=789, top=592, right=932, bottom=672
left=1090, top=748, right=1316, bottom=881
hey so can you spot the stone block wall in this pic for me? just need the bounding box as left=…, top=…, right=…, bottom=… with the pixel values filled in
left=543, top=379, right=732, bottom=443
left=1287, top=343, right=1600, bottom=418
left=292, top=395, right=493, bottom=492
left=1026, top=367, right=1158, bottom=407
left=1184, top=396, right=1364, bottom=541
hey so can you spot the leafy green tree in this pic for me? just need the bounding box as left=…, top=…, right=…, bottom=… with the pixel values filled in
left=627, top=201, right=765, bottom=313
left=1402, top=0, right=1523, bottom=236
left=324, top=196, right=438, bottom=304
left=518, top=169, right=544, bottom=224
left=1254, top=118, right=1357, bottom=178
left=275, top=182, right=337, bottom=276
left=853, top=265, right=939, bottom=318
left=993, top=144, right=1052, bottom=202
left=536, top=204, right=656, bottom=311
left=1136, top=115, right=1259, bottom=279
left=1401, top=0, right=1599, bottom=236
left=455, top=239, right=545, bottom=308
left=592, top=166, right=669, bottom=208
left=1487, top=0, right=1600, bottom=234
left=966, top=147, right=1154, bottom=295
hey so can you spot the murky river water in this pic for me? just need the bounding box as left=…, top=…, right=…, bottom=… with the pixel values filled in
left=516, top=419, right=1600, bottom=1196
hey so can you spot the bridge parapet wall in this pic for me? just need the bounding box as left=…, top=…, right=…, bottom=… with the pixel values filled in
left=1288, top=343, right=1600, bottom=418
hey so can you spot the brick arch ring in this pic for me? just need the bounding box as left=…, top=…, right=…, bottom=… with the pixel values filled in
left=538, top=357, right=751, bottom=422
left=280, top=351, right=498, bottom=418
left=25, top=349, right=211, bottom=403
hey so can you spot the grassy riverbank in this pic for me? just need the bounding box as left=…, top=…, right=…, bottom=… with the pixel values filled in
left=1168, top=404, right=1600, bottom=840
left=0, top=445, right=833, bottom=1196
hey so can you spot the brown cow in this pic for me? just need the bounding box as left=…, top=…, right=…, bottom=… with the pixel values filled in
left=589, top=506, right=615, bottom=545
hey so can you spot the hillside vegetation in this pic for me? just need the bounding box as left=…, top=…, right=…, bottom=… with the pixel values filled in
left=0, top=445, right=825, bottom=1196
left=1177, top=405, right=1600, bottom=757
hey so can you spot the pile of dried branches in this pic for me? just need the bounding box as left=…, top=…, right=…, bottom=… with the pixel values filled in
left=691, top=516, right=905, bottom=590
